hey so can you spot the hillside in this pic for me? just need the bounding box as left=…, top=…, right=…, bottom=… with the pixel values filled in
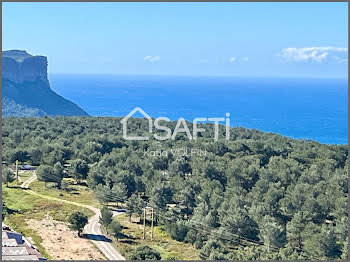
left=2, top=116, right=348, bottom=260
left=2, top=50, right=89, bottom=117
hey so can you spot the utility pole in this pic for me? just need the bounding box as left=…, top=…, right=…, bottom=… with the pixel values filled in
left=151, top=208, right=154, bottom=241
left=143, top=208, right=146, bottom=240
left=15, top=160, right=19, bottom=181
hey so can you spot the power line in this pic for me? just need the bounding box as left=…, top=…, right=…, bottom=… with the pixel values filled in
left=155, top=208, right=280, bottom=251
left=20, top=173, right=323, bottom=260
left=152, top=206, right=323, bottom=260
left=157, top=206, right=275, bottom=246
left=155, top=212, right=245, bottom=247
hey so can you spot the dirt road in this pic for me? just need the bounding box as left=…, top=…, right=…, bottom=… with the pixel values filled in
left=20, top=173, right=125, bottom=260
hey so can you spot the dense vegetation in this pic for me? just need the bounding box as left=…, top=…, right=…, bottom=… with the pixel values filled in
left=2, top=116, right=348, bottom=260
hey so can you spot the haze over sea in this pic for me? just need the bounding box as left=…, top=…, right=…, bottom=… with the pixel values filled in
left=50, top=75, right=348, bottom=145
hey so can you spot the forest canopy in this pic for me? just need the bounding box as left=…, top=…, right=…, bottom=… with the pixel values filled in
left=2, top=116, right=348, bottom=260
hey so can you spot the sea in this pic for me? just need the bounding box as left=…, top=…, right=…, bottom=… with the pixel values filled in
left=49, top=74, right=348, bottom=145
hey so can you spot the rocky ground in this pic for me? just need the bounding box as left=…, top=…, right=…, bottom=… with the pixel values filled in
left=27, top=215, right=106, bottom=260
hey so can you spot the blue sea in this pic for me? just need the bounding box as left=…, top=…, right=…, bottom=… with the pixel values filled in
left=49, top=75, right=348, bottom=145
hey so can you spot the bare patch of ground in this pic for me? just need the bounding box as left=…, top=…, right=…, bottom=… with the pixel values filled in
left=27, top=215, right=106, bottom=260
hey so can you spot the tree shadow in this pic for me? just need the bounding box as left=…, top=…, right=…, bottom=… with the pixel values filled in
left=82, top=233, right=112, bottom=242
left=111, top=208, right=126, bottom=212
left=76, top=181, right=88, bottom=187
left=118, top=232, right=134, bottom=240
left=8, top=185, right=22, bottom=189
left=119, top=239, right=138, bottom=245
left=65, top=187, right=78, bottom=192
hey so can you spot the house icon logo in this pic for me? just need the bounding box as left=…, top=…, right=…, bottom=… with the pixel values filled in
left=121, top=107, right=231, bottom=141
left=120, top=107, right=152, bottom=140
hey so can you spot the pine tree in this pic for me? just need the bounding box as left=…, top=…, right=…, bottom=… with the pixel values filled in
left=111, top=182, right=128, bottom=206
left=94, top=184, right=112, bottom=205
left=36, top=164, right=63, bottom=188
left=68, top=212, right=88, bottom=237
left=259, top=215, right=285, bottom=252
left=303, top=224, right=342, bottom=259
left=108, top=220, right=122, bottom=241
left=2, top=167, right=15, bottom=187
left=287, top=211, right=309, bottom=249
left=100, top=206, right=113, bottom=227
left=341, top=237, right=348, bottom=260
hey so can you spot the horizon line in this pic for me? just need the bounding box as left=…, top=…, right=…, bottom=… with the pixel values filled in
left=48, top=73, right=349, bottom=80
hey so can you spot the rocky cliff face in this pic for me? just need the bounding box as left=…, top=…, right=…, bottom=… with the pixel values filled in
left=2, top=50, right=89, bottom=117
left=2, top=50, right=48, bottom=83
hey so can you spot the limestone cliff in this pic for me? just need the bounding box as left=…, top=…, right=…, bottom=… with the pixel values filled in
left=2, top=50, right=89, bottom=116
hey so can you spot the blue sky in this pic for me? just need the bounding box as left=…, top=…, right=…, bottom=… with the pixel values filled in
left=3, top=2, right=348, bottom=77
